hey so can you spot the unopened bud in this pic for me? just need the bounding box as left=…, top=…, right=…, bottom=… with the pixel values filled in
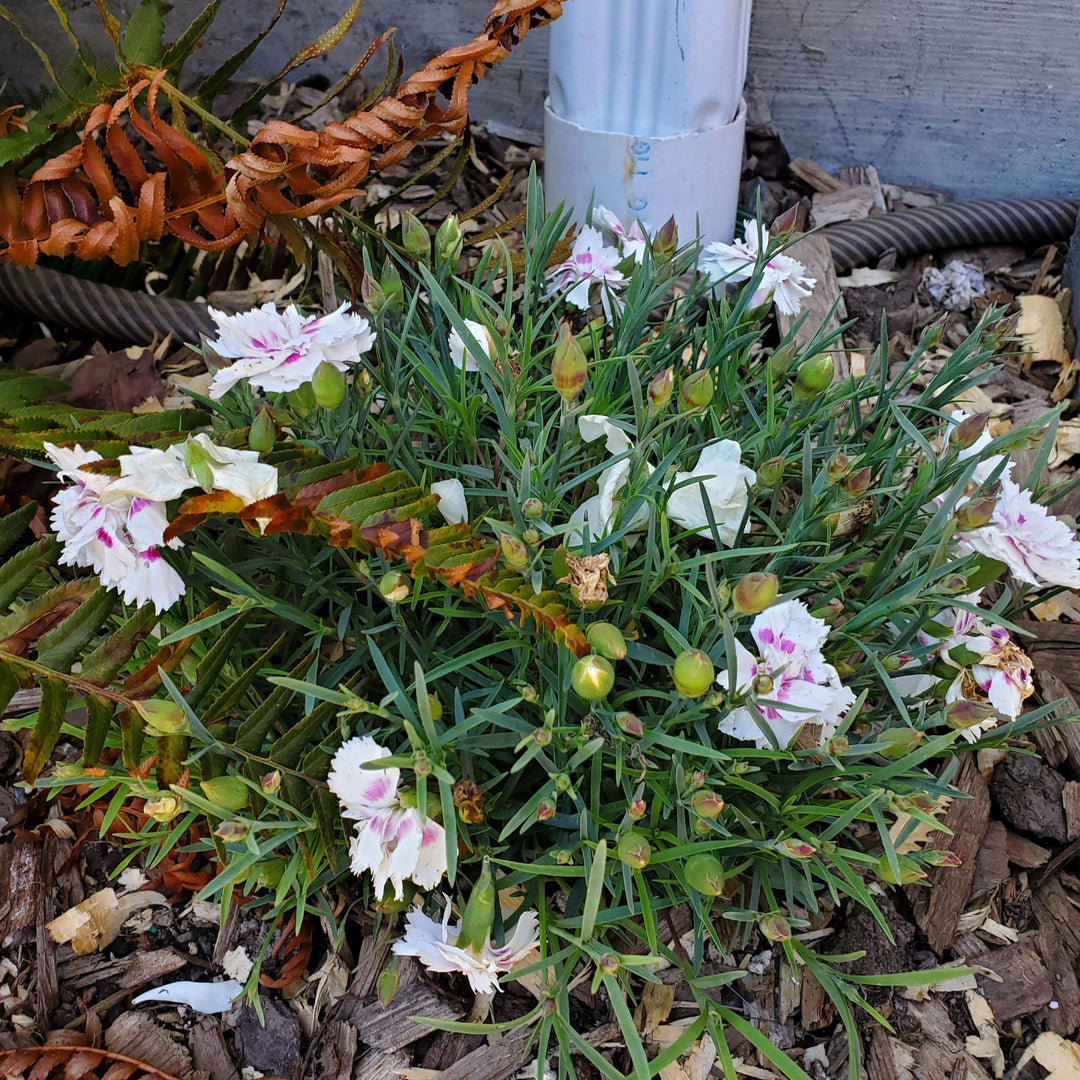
left=684, top=852, right=725, bottom=896
left=553, top=772, right=572, bottom=794
left=767, top=341, right=798, bottom=379
left=361, top=270, right=386, bottom=314
left=586, top=622, right=626, bottom=661
left=134, top=699, right=189, bottom=736
left=758, top=457, right=786, bottom=488
left=521, top=527, right=539, bottom=547
left=248, top=408, right=275, bottom=453
left=552, top=323, right=588, bottom=402
left=689, top=769, right=706, bottom=790
left=520, top=683, right=539, bottom=703
left=571, top=655, right=615, bottom=701
left=627, top=798, right=647, bottom=820
left=945, top=699, right=996, bottom=731
left=793, top=355, right=834, bottom=400
left=775, top=839, right=816, bottom=859
left=553, top=848, right=574, bottom=865
left=771, top=203, right=802, bottom=236
left=694, top=816, right=713, bottom=835
left=499, top=532, right=530, bottom=568
left=537, top=797, right=556, bottom=821
left=200, top=776, right=249, bottom=812
left=841, top=466, right=873, bottom=498
left=400, top=212, right=430, bottom=261
left=826, top=452, right=852, bottom=484
left=261, top=770, right=281, bottom=795
left=412, top=753, right=433, bottom=777
left=379, top=260, right=404, bottom=313
left=616, top=711, right=644, bottom=737
left=145, top=794, right=182, bottom=823
left=311, top=361, right=346, bottom=409
left=925, top=850, right=963, bottom=867
left=599, top=953, right=621, bottom=975
left=733, top=572, right=779, bottom=615
left=214, top=818, right=250, bottom=843
left=616, top=831, right=651, bottom=870
left=826, top=735, right=850, bottom=756
left=532, top=727, right=552, bottom=747
left=877, top=727, right=924, bottom=759
left=379, top=571, right=410, bottom=604
left=648, top=367, right=675, bottom=412
left=876, top=854, right=926, bottom=885
left=377, top=961, right=401, bottom=1007
left=652, top=215, right=678, bottom=259
left=942, top=574, right=969, bottom=593
left=752, top=673, right=774, bottom=696
left=673, top=649, right=715, bottom=699
left=952, top=411, right=989, bottom=451
left=759, top=913, right=792, bottom=942
left=522, top=497, right=544, bottom=519
left=678, top=369, right=714, bottom=412
left=955, top=497, right=996, bottom=532
left=691, top=790, right=724, bottom=818
left=426, top=695, right=443, bottom=722
left=434, top=215, right=463, bottom=265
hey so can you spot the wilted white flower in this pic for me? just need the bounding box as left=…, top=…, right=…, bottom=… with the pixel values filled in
left=207, top=301, right=376, bottom=399
left=180, top=434, right=278, bottom=505
left=431, top=479, right=468, bottom=525
left=447, top=320, right=493, bottom=373
left=591, top=204, right=651, bottom=263
left=666, top=441, right=756, bottom=546
left=546, top=226, right=626, bottom=322
left=701, top=222, right=815, bottom=317
left=961, top=477, right=1080, bottom=588
left=717, top=600, right=855, bottom=748
left=392, top=904, right=540, bottom=995
left=327, top=736, right=446, bottom=899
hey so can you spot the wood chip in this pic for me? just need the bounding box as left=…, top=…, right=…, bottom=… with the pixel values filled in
left=105, top=1011, right=193, bottom=1079
left=968, top=821, right=1010, bottom=902
left=1065, top=782, right=1080, bottom=842
left=812, top=186, right=877, bottom=227
left=431, top=1023, right=533, bottom=1080
left=975, top=942, right=1053, bottom=1022
left=1017, top=294, right=1069, bottom=370
left=777, top=233, right=849, bottom=379
left=190, top=1017, right=240, bottom=1080
left=1006, top=831, right=1051, bottom=869
left=1014, top=1032, right=1080, bottom=1080
left=346, top=982, right=465, bottom=1052
left=789, top=158, right=848, bottom=194
left=1035, top=915, right=1080, bottom=1037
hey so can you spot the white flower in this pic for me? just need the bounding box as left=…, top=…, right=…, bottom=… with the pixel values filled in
left=206, top=301, right=376, bottom=399
left=666, top=441, right=755, bottom=547
left=392, top=904, right=540, bottom=995
left=567, top=415, right=650, bottom=546
left=108, top=446, right=196, bottom=504
left=701, top=222, right=815, bottom=317
left=546, top=227, right=626, bottom=322
left=180, top=434, right=278, bottom=505
left=118, top=547, right=186, bottom=613
left=447, top=320, right=493, bottom=373
left=327, top=736, right=446, bottom=899
left=431, top=479, right=468, bottom=525
left=717, top=600, right=855, bottom=748
left=962, top=477, right=1080, bottom=588
left=591, top=205, right=651, bottom=263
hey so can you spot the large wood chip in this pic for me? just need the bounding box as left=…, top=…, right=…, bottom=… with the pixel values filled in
left=346, top=982, right=465, bottom=1052
left=1035, top=916, right=1080, bottom=1037
left=432, top=1023, right=533, bottom=1080
left=777, top=234, right=850, bottom=379
left=976, top=942, right=1053, bottom=1023
left=105, top=1012, right=193, bottom=1080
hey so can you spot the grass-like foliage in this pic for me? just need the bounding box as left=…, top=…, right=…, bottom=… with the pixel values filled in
left=4, top=174, right=1076, bottom=1079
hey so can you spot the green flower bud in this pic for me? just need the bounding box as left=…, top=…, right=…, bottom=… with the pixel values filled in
left=434, top=215, right=464, bottom=265
left=286, top=382, right=316, bottom=417
left=774, top=839, right=816, bottom=859
left=532, top=727, right=552, bottom=747
left=757, top=456, right=786, bottom=488
left=793, top=355, right=834, bottom=400
left=248, top=408, right=276, bottom=454
left=378, top=571, right=410, bottom=604
left=360, top=271, right=386, bottom=314
left=571, top=655, right=615, bottom=701
left=648, top=367, right=675, bottom=412
left=552, top=323, right=588, bottom=402
left=688, top=769, right=706, bottom=790
left=945, top=699, right=996, bottom=732
left=684, top=852, right=725, bottom=896
left=951, top=411, right=989, bottom=451
left=537, top=796, right=556, bottom=821
left=519, top=683, right=539, bottom=703
left=377, top=960, right=401, bottom=1007
left=678, top=369, right=714, bottom=412
left=841, top=466, right=873, bottom=498
left=425, top=694, right=443, bottom=722
left=733, top=572, right=779, bottom=615
left=183, top=438, right=216, bottom=491
left=522, top=527, right=541, bottom=546
left=616, top=831, right=651, bottom=870
left=752, top=673, right=774, bottom=695
left=262, top=770, right=281, bottom=795
left=693, top=816, right=714, bottom=835
left=942, top=574, right=969, bottom=593
left=599, top=953, right=621, bottom=975
left=456, top=857, right=496, bottom=952
left=522, top=498, right=544, bottom=519
left=380, top=260, right=404, bottom=313
left=767, top=341, right=798, bottom=379
left=876, top=854, right=926, bottom=885
left=586, top=622, right=627, bottom=661
left=400, top=212, right=430, bottom=261
left=553, top=848, right=574, bottom=865
left=145, top=793, right=182, bottom=823
left=925, top=850, right=963, bottom=867
left=134, top=698, right=190, bottom=736
left=955, top=497, right=996, bottom=532
left=673, top=649, right=714, bottom=699
left=412, top=753, right=433, bottom=777
left=214, top=818, right=250, bottom=843
left=691, top=789, right=724, bottom=818
left=553, top=772, right=572, bottom=794
left=616, top=711, right=644, bottom=737
left=877, top=727, right=924, bottom=759
left=627, top=798, right=647, bottom=820
left=652, top=215, right=678, bottom=259
left=826, top=735, right=850, bottom=756
left=826, top=451, right=852, bottom=484
left=311, top=361, right=346, bottom=409
left=200, top=775, right=249, bottom=812
left=499, top=531, right=530, bottom=568
left=759, top=913, right=792, bottom=942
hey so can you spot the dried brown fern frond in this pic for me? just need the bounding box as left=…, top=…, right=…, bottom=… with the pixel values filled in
left=0, top=0, right=562, bottom=266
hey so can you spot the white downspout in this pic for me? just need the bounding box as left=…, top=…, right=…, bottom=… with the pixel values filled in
left=543, top=0, right=752, bottom=243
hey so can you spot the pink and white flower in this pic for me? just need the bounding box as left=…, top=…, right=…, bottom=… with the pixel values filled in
left=206, top=301, right=376, bottom=399
left=447, top=319, right=493, bottom=373
left=717, top=600, right=855, bottom=748
left=591, top=205, right=651, bottom=263
left=327, top=736, right=447, bottom=899
left=961, top=477, right=1080, bottom=588
left=546, top=226, right=626, bottom=322
left=392, top=903, right=540, bottom=995
left=667, top=441, right=756, bottom=547
left=701, top=223, right=815, bottom=317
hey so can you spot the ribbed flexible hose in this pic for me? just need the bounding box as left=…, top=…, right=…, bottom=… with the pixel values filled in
left=0, top=198, right=1078, bottom=344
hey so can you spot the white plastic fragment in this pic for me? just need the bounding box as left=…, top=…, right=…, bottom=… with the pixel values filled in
left=921, top=260, right=986, bottom=311
left=133, top=979, right=243, bottom=1013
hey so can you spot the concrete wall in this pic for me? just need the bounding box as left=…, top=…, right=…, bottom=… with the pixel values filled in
left=4, top=0, right=1077, bottom=199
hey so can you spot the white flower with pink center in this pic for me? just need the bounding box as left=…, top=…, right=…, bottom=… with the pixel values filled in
left=716, top=600, right=855, bottom=748
left=701, top=223, right=816, bottom=317
left=960, top=477, right=1080, bottom=588
left=546, top=226, right=626, bottom=322
left=206, top=300, right=376, bottom=399
left=591, top=205, right=652, bottom=263
left=392, top=904, right=540, bottom=995
left=327, top=736, right=447, bottom=899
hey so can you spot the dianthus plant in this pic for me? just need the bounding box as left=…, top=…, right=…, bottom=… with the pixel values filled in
left=22, top=175, right=1080, bottom=1079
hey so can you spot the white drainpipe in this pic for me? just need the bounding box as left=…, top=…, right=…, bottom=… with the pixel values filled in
left=544, top=0, right=752, bottom=243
